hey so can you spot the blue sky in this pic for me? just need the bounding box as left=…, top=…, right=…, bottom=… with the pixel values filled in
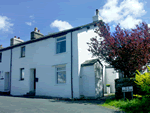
left=0, top=0, right=150, bottom=48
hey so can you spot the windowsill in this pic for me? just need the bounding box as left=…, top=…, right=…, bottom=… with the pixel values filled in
left=19, top=79, right=24, bottom=81
left=20, top=56, right=25, bottom=58
left=54, top=52, right=67, bottom=56
left=55, top=83, right=67, bottom=86
left=0, top=78, right=4, bottom=80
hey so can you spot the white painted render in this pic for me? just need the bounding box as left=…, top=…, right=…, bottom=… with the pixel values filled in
left=105, top=67, right=119, bottom=93
left=79, top=61, right=103, bottom=99
left=0, top=50, right=11, bottom=92
left=11, top=33, right=72, bottom=98
left=0, top=21, right=120, bottom=99
left=80, top=65, right=95, bottom=98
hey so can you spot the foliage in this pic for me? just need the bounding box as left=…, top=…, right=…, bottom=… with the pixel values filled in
left=87, top=20, right=150, bottom=78
left=102, top=97, right=150, bottom=113
left=106, top=84, right=110, bottom=87
left=135, top=65, right=150, bottom=95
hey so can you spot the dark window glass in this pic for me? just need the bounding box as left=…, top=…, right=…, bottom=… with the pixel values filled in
left=20, top=68, right=24, bottom=80
left=0, top=53, right=2, bottom=62
left=21, top=46, right=25, bottom=57
left=56, top=40, right=66, bottom=54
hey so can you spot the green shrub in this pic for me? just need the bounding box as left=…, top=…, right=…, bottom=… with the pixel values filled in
left=106, top=84, right=110, bottom=87
left=135, top=65, right=150, bottom=96
left=104, top=97, right=150, bottom=113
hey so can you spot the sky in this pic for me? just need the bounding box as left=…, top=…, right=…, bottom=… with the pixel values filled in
left=0, top=0, right=150, bottom=48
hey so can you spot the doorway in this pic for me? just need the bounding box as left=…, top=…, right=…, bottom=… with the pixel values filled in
left=4, top=72, right=10, bottom=92
left=30, top=69, right=36, bottom=95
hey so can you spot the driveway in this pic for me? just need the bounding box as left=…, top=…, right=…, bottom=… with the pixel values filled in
left=0, top=95, right=125, bottom=113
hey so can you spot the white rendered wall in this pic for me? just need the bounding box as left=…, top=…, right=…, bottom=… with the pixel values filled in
left=77, top=25, right=100, bottom=97
left=80, top=65, right=95, bottom=98
left=11, top=33, right=72, bottom=98
left=0, top=50, right=10, bottom=92
left=105, top=67, right=119, bottom=93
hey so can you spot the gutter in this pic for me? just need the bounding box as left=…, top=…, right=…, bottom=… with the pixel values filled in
left=9, top=48, right=12, bottom=94
left=71, top=32, right=73, bottom=99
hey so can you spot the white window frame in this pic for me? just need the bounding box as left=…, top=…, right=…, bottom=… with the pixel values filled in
left=56, top=36, right=66, bottom=54
left=55, top=65, right=66, bottom=84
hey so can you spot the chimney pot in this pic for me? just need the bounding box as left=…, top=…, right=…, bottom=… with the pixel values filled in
left=96, top=9, right=99, bottom=16
left=34, top=27, right=38, bottom=32
left=38, top=30, right=40, bottom=33
left=18, top=37, right=20, bottom=39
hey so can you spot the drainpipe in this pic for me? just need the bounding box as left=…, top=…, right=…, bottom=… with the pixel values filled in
left=71, top=32, right=73, bottom=99
left=9, top=48, right=12, bottom=94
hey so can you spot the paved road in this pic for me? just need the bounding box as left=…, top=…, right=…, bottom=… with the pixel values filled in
left=0, top=95, right=125, bottom=113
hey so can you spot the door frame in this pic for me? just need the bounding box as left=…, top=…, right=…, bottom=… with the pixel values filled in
left=30, top=68, right=36, bottom=94
left=4, top=72, right=10, bottom=92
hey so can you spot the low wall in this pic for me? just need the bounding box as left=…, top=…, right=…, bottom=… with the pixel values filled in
left=115, top=78, right=145, bottom=99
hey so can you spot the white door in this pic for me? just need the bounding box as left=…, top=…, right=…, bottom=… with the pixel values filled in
left=4, top=72, right=10, bottom=92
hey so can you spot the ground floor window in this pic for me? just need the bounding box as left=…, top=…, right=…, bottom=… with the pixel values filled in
left=20, top=68, right=24, bottom=80
left=56, top=65, right=66, bottom=84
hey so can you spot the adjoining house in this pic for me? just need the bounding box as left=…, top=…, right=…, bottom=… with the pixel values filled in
left=0, top=9, right=119, bottom=99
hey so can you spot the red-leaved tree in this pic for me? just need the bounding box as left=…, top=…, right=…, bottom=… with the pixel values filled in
left=87, top=20, right=150, bottom=78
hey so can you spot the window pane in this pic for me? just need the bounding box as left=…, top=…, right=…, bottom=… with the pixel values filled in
left=57, top=71, right=66, bottom=83
left=60, top=41, right=66, bottom=53
left=56, top=42, right=61, bottom=54
left=56, top=41, right=66, bottom=54
left=21, top=68, right=24, bottom=79
left=0, top=53, right=2, bottom=62
left=21, top=47, right=25, bottom=57
left=57, top=37, right=66, bottom=41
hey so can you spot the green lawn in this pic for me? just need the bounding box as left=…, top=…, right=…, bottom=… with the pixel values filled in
left=99, top=94, right=150, bottom=113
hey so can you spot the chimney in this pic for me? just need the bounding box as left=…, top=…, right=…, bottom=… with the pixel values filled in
left=10, top=36, right=24, bottom=46
left=34, top=27, right=38, bottom=32
left=31, top=27, right=44, bottom=40
left=0, top=45, right=3, bottom=49
left=93, top=9, right=103, bottom=22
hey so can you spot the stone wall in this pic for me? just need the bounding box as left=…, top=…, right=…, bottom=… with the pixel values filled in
left=115, top=78, right=144, bottom=99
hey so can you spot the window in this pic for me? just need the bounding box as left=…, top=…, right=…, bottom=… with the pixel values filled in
left=56, top=36, right=66, bottom=54
left=21, top=46, right=25, bottom=57
left=0, top=53, right=2, bottom=62
left=20, top=68, right=24, bottom=80
left=56, top=65, right=66, bottom=84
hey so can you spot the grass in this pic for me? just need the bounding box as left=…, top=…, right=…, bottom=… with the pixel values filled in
left=99, top=94, right=150, bottom=113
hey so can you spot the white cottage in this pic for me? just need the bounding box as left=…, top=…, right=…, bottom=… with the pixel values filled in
left=0, top=9, right=119, bottom=99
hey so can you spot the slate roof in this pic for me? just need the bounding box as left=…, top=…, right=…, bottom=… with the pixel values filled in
left=0, top=20, right=102, bottom=52
left=81, top=58, right=101, bottom=67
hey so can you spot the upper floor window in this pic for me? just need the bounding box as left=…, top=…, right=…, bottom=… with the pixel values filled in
left=0, top=53, right=2, bottom=62
left=56, top=65, right=66, bottom=84
left=21, top=46, right=25, bottom=57
left=56, top=36, right=66, bottom=54
left=20, top=68, right=24, bottom=80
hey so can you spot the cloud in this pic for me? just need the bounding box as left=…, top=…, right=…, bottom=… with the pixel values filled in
left=0, top=15, right=14, bottom=32
left=25, top=22, right=32, bottom=26
left=29, top=15, right=34, bottom=19
left=50, top=20, right=73, bottom=31
left=120, top=15, right=142, bottom=29
left=99, top=0, right=146, bottom=29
